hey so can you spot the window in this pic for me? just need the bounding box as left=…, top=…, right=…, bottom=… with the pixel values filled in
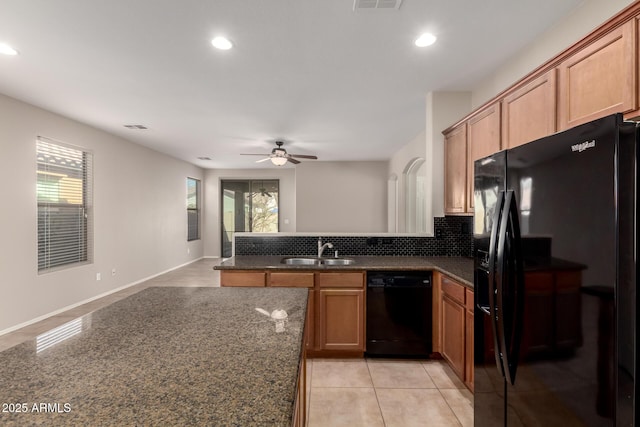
left=37, top=137, right=93, bottom=272
left=221, top=180, right=279, bottom=258
left=187, top=177, right=201, bottom=241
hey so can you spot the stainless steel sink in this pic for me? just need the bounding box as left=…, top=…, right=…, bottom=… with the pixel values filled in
left=281, top=257, right=322, bottom=265
left=281, top=257, right=356, bottom=266
left=321, top=258, right=356, bottom=266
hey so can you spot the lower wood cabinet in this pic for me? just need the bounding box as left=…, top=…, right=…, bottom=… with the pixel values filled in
left=221, top=269, right=365, bottom=357
left=464, top=288, right=474, bottom=391
left=442, top=292, right=466, bottom=379
left=219, top=270, right=265, bottom=287
left=438, top=273, right=474, bottom=390
left=317, top=289, right=364, bottom=351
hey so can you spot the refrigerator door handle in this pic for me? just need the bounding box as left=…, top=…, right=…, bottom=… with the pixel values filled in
left=488, top=190, right=506, bottom=378
left=496, top=190, right=525, bottom=385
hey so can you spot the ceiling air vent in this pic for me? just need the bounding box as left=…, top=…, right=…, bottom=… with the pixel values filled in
left=123, top=124, right=148, bottom=130
left=353, top=0, right=402, bottom=10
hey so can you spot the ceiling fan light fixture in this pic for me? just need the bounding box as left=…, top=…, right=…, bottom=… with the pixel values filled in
left=270, top=156, right=288, bottom=166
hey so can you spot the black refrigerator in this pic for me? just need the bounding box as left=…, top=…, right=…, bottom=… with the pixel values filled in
left=473, top=113, right=637, bottom=426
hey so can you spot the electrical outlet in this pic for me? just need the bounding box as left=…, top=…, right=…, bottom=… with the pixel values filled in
left=435, top=227, right=444, bottom=239
left=96, top=273, right=101, bottom=281
left=187, top=247, right=190, bottom=254
left=111, top=268, right=116, bottom=276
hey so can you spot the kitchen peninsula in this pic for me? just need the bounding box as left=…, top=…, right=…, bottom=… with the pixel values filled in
left=0, top=287, right=308, bottom=426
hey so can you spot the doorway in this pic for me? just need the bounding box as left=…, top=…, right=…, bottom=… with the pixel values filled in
left=221, top=180, right=279, bottom=257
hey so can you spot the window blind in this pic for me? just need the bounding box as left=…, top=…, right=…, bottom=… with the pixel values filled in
left=187, top=177, right=200, bottom=241
left=37, top=137, right=93, bottom=272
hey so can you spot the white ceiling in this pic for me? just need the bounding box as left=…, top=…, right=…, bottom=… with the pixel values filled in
left=0, top=0, right=583, bottom=169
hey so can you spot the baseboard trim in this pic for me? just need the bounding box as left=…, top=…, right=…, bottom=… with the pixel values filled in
left=0, top=257, right=204, bottom=337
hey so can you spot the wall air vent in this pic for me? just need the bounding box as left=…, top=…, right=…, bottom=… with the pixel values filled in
left=353, top=0, right=402, bottom=10
left=123, top=124, right=148, bottom=130
left=197, top=157, right=212, bottom=161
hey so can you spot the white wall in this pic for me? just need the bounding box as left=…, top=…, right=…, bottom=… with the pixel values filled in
left=0, top=93, right=204, bottom=333
left=295, top=161, right=388, bottom=233
left=471, top=0, right=635, bottom=108
left=203, top=168, right=296, bottom=257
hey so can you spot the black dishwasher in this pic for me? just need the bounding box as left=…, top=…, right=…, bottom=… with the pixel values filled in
left=366, top=271, right=432, bottom=357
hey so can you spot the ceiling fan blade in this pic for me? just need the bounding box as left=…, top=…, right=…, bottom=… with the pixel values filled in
left=289, top=154, right=318, bottom=159
left=287, top=157, right=301, bottom=164
left=255, top=157, right=271, bottom=163
left=241, top=153, right=270, bottom=156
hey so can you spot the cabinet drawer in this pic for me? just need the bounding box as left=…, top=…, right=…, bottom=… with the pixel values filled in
left=465, top=288, right=474, bottom=311
left=220, top=271, right=266, bottom=287
left=269, top=272, right=315, bottom=288
left=317, top=272, right=364, bottom=288
left=441, top=276, right=465, bottom=305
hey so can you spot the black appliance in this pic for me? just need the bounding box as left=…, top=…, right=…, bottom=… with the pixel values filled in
left=366, top=270, right=432, bottom=357
left=474, top=113, right=637, bottom=426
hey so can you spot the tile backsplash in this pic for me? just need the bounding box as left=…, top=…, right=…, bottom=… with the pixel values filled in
left=234, top=216, right=473, bottom=257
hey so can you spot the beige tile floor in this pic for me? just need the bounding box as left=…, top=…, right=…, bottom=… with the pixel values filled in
left=307, top=358, right=473, bottom=427
left=0, top=259, right=474, bottom=426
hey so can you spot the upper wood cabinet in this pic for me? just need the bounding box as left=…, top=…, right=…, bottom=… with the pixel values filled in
left=558, top=19, right=637, bottom=130
left=502, top=70, right=557, bottom=149
left=467, top=104, right=501, bottom=212
left=443, top=123, right=468, bottom=214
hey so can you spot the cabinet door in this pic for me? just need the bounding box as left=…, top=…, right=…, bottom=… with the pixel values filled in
left=444, top=123, right=468, bottom=214
left=220, top=270, right=266, bottom=287
left=558, top=19, right=636, bottom=130
left=269, top=272, right=314, bottom=288
left=502, top=70, right=557, bottom=149
left=467, top=104, right=501, bottom=212
left=465, top=293, right=474, bottom=391
left=442, top=294, right=465, bottom=379
left=318, top=289, right=364, bottom=351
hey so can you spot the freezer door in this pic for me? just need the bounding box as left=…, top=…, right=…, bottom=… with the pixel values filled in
left=503, top=114, right=629, bottom=426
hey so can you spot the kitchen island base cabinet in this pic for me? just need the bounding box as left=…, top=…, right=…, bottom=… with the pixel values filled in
left=221, top=269, right=365, bottom=357
left=318, top=289, right=364, bottom=352
left=220, top=270, right=265, bottom=287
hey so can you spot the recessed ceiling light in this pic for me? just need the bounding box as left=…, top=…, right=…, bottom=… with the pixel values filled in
left=415, top=33, right=437, bottom=47
left=0, top=43, right=18, bottom=56
left=211, top=37, right=233, bottom=50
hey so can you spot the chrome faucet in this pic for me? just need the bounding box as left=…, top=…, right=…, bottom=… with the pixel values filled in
left=317, top=237, right=334, bottom=258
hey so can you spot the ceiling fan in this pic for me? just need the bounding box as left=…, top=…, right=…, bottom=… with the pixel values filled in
left=241, top=141, right=318, bottom=166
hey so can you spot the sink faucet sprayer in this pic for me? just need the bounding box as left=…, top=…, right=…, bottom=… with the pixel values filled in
left=317, top=237, right=334, bottom=258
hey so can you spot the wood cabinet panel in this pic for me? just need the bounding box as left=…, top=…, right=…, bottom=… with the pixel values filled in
left=318, top=289, right=365, bottom=351
left=432, top=272, right=443, bottom=353
left=441, top=276, right=466, bottom=305
left=269, top=272, right=315, bottom=288
left=317, top=272, right=364, bottom=288
left=220, top=270, right=266, bottom=287
left=442, top=294, right=466, bottom=378
left=465, top=307, right=474, bottom=391
left=306, top=290, right=315, bottom=351
left=467, top=104, right=501, bottom=212
left=558, top=20, right=636, bottom=130
left=444, top=123, right=468, bottom=214
left=502, top=70, right=557, bottom=149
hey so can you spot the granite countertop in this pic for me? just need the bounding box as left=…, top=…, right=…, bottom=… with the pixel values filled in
left=0, top=287, right=307, bottom=426
left=216, top=256, right=474, bottom=288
